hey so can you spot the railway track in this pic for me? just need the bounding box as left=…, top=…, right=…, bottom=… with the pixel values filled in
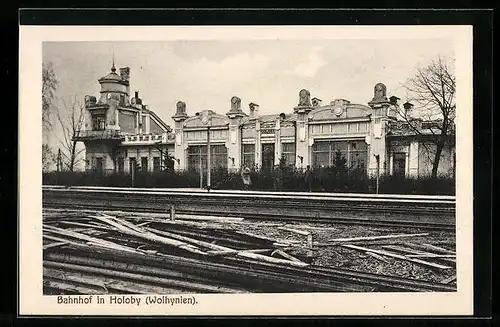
left=43, top=186, right=456, bottom=230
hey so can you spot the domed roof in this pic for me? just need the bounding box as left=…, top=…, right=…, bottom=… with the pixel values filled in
left=99, top=71, right=122, bottom=82
left=98, top=63, right=123, bottom=83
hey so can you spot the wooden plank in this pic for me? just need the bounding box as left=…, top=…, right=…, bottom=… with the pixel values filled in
left=342, top=244, right=452, bottom=270
left=43, top=241, right=68, bottom=250
left=365, top=251, right=390, bottom=264
left=207, top=249, right=273, bottom=256
left=277, top=227, right=311, bottom=236
left=232, top=230, right=278, bottom=243
left=403, top=242, right=455, bottom=254
left=44, top=268, right=183, bottom=295
left=285, top=224, right=338, bottom=231
left=89, top=216, right=208, bottom=256
left=44, top=224, right=144, bottom=254
left=44, top=261, right=244, bottom=294
left=43, top=279, right=103, bottom=295
left=419, top=243, right=455, bottom=254
left=271, top=249, right=305, bottom=264
left=175, top=214, right=244, bottom=222
left=440, top=275, right=457, bottom=284
left=328, top=233, right=429, bottom=243
left=145, top=227, right=309, bottom=267
left=406, top=254, right=456, bottom=259
left=58, top=221, right=111, bottom=230
left=382, top=245, right=456, bottom=263
left=273, top=243, right=294, bottom=247
left=382, top=245, right=427, bottom=254
left=43, top=234, right=91, bottom=249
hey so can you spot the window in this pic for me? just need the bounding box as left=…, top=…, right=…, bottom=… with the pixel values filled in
left=117, top=158, right=125, bottom=173
left=187, top=145, right=227, bottom=172
left=92, top=115, right=106, bottom=131
left=153, top=157, right=161, bottom=171
left=211, top=145, right=228, bottom=170
left=141, top=157, right=148, bottom=172
left=392, top=152, right=406, bottom=177
left=242, top=144, right=255, bottom=168
left=281, top=143, right=296, bottom=166
left=312, top=140, right=367, bottom=170
left=348, top=141, right=367, bottom=170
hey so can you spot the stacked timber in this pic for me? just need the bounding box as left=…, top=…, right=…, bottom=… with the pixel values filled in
left=43, top=211, right=456, bottom=294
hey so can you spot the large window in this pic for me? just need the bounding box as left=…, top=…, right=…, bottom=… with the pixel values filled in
left=312, top=140, right=367, bottom=170
left=242, top=144, right=255, bottom=168
left=92, top=115, right=106, bottom=131
left=281, top=143, right=296, bottom=166
left=187, top=145, right=227, bottom=172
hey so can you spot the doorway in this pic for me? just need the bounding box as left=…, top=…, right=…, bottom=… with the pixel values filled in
left=261, top=144, right=275, bottom=170
left=392, top=152, right=406, bottom=177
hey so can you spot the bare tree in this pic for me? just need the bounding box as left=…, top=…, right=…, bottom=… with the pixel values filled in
left=42, top=62, right=58, bottom=171
left=55, top=97, right=86, bottom=172
left=395, top=56, right=456, bottom=178
left=42, top=62, right=59, bottom=136
left=42, top=144, right=56, bottom=173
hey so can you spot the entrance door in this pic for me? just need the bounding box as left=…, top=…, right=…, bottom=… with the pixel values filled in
left=261, top=144, right=275, bottom=170
left=392, top=152, right=406, bottom=177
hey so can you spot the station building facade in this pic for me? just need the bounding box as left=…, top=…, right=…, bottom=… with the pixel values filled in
left=75, top=63, right=455, bottom=178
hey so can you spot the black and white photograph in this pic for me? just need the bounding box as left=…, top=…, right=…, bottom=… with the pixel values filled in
left=19, top=25, right=473, bottom=316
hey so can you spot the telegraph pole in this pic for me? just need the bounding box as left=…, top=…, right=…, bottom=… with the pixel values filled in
left=131, top=161, right=135, bottom=188
left=375, top=154, right=380, bottom=194
left=57, top=148, right=61, bottom=173
left=207, top=125, right=211, bottom=190
left=199, top=146, right=203, bottom=189
left=200, top=111, right=212, bottom=191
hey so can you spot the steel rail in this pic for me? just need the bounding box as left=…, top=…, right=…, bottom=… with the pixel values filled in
left=43, top=185, right=455, bottom=204
left=43, top=187, right=456, bottom=230
left=44, top=185, right=456, bottom=201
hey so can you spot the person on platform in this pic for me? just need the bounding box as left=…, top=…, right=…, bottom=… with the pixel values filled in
left=304, top=165, right=312, bottom=192
left=241, top=165, right=252, bottom=190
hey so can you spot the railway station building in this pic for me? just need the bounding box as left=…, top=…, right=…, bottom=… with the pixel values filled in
left=74, top=63, right=455, bottom=178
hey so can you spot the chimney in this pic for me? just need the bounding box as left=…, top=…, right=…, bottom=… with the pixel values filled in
left=403, top=102, right=414, bottom=117
left=119, top=67, right=131, bottom=101
left=389, top=95, right=400, bottom=106
left=135, top=91, right=139, bottom=99
left=119, top=67, right=130, bottom=83
left=311, top=97, right=322, bottom=107
left=249, top=102, right=259, bottom=118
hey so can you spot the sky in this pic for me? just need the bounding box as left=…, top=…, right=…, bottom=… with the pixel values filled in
left=43, top=38, right=454, bottom=148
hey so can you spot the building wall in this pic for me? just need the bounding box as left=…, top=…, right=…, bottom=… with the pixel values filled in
left=417, top=143, right=455, bottom=177
left=119, top=111, right=136, bottom=134
left=84, top=142, right=118, bottom=173
left=121, top=145, right=175, bottom=173
left=150, top=118, right=164, bottom=135
left=387, top=140, right=455, bottom=178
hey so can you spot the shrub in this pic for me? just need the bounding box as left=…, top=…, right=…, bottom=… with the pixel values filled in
left=42, top=168, right=455, bottom=195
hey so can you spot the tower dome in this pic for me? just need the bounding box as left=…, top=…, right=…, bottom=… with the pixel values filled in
left=97, top=59, right=129, bottom=105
